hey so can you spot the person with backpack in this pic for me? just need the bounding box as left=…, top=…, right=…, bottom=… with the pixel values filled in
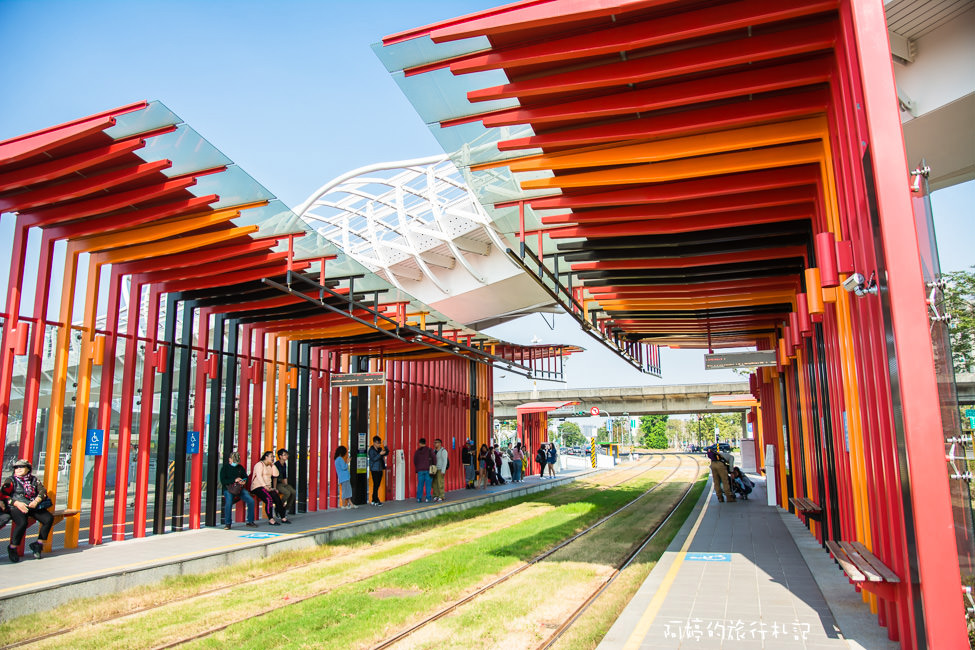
left=707, top=447, right=735, bottom=502
left=432, top=438, right=449, bottom=501
left=535, top=445, right=548, bottom=478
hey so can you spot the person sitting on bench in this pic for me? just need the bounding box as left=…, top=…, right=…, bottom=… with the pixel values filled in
left=1, top=458, right=52, bottom=562
left=220, top=452, right=257, bottom=530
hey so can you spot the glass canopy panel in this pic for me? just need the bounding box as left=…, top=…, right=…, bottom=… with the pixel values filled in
left=104, top=100, right=182, bottom=140
left=389, top=67, right=518, bottom=125
left=134, top=125, right=234, bottom=178
left=189, top=165, right=276, bottom=210
left=371, top=35, right=491, bottom=73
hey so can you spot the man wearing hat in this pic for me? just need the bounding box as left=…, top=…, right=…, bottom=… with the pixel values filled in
left=1, top=459, right=53, bottom=562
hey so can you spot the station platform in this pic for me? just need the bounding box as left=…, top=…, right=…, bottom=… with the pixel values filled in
left=600, top=475, right=898, bottom=650
left=0, top=467, right=593, bottom=621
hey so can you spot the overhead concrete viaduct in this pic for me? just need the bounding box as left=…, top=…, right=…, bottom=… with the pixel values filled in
left=492, top=382, right=750, bottom=419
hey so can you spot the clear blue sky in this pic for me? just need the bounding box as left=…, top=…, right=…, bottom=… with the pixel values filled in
left=1, top=0, right=971, bottom=392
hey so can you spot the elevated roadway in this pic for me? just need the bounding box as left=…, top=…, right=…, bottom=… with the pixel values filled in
left=493, top=382, right=750, bottom=418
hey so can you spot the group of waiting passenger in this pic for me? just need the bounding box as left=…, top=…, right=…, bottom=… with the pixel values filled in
left=460, top=440, right=558, bottom=490
left=219, top=449, right=295, bottom=529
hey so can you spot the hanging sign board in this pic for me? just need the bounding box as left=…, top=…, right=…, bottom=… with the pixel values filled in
left=331, top=372, right=385, bottom=387
left=704, top=351, right=776, bottom=370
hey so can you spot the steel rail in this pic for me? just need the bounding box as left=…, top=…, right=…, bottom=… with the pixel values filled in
left=371, top=454, right=694, bottom=650
left=535, top=455, right=704, bottom=650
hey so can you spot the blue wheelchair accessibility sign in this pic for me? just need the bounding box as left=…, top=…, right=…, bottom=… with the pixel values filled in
left=187, top=430, right=200, bottom=455
left=86, top=429, right=105, bottom=456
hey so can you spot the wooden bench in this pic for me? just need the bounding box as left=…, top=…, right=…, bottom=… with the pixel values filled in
left=789, top=496, right=822, bottom=520
left=7, top=508, right=80, bottom=554
left=826, top=540, right=900, bottom=600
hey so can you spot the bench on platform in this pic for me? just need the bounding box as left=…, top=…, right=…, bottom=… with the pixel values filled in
left=826, top=540, right=900, bottom=600
left=789, top=496, right=822, bottom=520
left=7, top=508, right=80, bottom=555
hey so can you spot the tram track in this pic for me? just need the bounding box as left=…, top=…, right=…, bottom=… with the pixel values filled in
left=535, top=455, right=704, bottom=650
left=372, top=454, right=698, bottom=650
left=2, top=455, right=666, bottom=650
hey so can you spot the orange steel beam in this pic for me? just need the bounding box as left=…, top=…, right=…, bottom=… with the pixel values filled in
left=500, top=117, right=830, bottom=173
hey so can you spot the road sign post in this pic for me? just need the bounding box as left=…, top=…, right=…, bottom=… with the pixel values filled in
left=590, top=436, right=596, bottom=468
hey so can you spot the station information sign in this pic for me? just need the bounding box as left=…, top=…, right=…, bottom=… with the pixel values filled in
left=704, top=351, right=776, bottom=370
left=331, top=372, right=386, bottom=387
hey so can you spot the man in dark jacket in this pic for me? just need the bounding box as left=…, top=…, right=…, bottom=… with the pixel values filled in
left=367, top=436, right=388, bottom=506
left=220, top=452, right=257, bottom=529
left=273, top=449, right=296, bottom=514
left=413, top=438, right=436, bottom=503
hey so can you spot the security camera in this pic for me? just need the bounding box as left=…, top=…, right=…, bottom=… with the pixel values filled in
left=842, top=272, right=878, bottom=297
left=841, top=273, right=864, bottom=293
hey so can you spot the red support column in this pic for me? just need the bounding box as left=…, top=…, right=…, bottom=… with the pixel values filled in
left=0, top=217, right=30, bottom=452
left=307, top=349, right=320, bottom=512
left=189, top=307, right=211, bottom=529
left=89, top=269, right=124, bottom=545
left=20, top=232, right=56, bottom=459
left=113, top=276, right=144, bottom=540
left=134, top=286, right=162, bottom=538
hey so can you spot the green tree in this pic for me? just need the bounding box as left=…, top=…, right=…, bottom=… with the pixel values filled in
left=693, top=412, right=744, bottom=445
left=558, top=420, right=585, bottom=446
left=640, top=414, right=669, bottom=449
left=595, top=425, right=610, bottom=443
left=942, top=267, right=975, bottom=373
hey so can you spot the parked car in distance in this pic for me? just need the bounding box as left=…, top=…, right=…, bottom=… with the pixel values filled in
left=704, top=442, right=732, bottom=454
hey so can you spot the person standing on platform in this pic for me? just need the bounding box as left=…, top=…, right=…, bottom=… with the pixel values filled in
left=334, top=445, right=356, bottom=509
left=432, top=438, right=448, bottom=502
left=719, top=446, right=735, bottom=473
left=707, top=447, right=735, bottom=502
left=220, top=452, right=256, bottom=530
left=462, top=440, right=476, bottom=489
left=251, top=451, right=292, bottom=523
left=414, top=438, right=436, bottom=503
left=273, top=449, right=295, bottom=515
left=1, top=459, right=52, bottom=562
left=535, top=445, right=548, bottom=478
left=546, top=443, right=558, bottom=477
left=510, top=442, right=524, bottom=482
left=368, top=436, right=388, bottom=506
left=477, top=443, right=490, bottom=489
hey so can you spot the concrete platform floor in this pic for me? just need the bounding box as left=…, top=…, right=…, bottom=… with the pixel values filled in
left=599, top=475, right=899, bottom=650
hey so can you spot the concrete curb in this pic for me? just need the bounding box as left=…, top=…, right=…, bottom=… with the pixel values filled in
left=0, top=471, right=594, bottom=622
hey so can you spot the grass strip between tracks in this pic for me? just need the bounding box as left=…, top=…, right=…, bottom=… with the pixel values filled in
left=387, top=472, right=707, bottom=649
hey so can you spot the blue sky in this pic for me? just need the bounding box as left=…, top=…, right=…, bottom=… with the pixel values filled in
left=1, top=0, right=971, bottom=392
